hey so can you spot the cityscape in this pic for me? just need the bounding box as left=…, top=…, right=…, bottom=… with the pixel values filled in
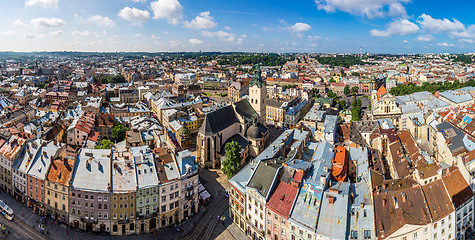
left=1, top=0, right=475, bottom=240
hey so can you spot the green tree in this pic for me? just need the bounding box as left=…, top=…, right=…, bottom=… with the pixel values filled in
left=351, top=98, right=362, bottom=121
left=338, top=100, right=346, bottom=110
left=95, top=139, right=114, bottom=149
left=222, top=141, right=243, bottom=178
left=344, top=85, right=351, bottom=97
left=111, top=124, right=129, bottom=142
left=327, top=90, right=337, bottom=99
left=351, top=86, right=359, bottom=97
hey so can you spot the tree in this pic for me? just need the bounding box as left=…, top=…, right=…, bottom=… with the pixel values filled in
left=222, top=141, right=243, bottom=178
left=327, top=90, right=337, bottom=99
left=95, top=139, right=114, bottom=149
left=338, top=100, right=346, bottom=110
left=111, top=124, right=129, bottom=142
left=351, top=98, right=362, bottom=121
left=344, top=85, right=351, bottom=97
left=351, top=86, right=359, bottom=97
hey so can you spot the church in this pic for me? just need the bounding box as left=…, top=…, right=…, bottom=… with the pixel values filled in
left=197, top=68, right=268, bottom=168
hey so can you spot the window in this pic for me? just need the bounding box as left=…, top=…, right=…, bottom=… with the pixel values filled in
left=162, top=205, right=166, bottom=213
left=350, top=230, right=357, bottom=239
left=103, top=213, right=108, bottom=219
left=113, top=213, right=117, bottom=219
left=364, top=230, right=371, bottom=239
left=413, top=232, right=417, bottom=240
left=434, top=233, right=437, bottom=239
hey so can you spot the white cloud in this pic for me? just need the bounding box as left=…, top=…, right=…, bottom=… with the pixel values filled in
left=189, top=38, right=204, bottom=45
left=307, top=35, right=321, bottom=41
left=150, top=0, right=183, bottom=25
left=24, top=33, right=45, bottom=39
left=402, top=40, right=408, bottom=43
left=30, top=17, right=64, bottom=28
left=201, top=30, right=245, bottom=44
left=25, top=0, right=58, bottom=8
left=89, top=15, right=115, bottom=27
left=460, top=38, right=475, bottom=44
left=370, top=19, right=419, bottom=37
left=224, top=26, right=231, bottom=30
left=118, top=7, right=150, bottom=24
left=184, top=11, right=217, bottom=29
left=437, top=42, right=454, bottom=47
left=415, top=34, right=435, bottom=42
left=151, top=35, right=160, bottom=39
left=134, top=33, right=142, bottom=37
left=314, top=0, right=409, bottom=18
left=0, top=31, right=15, bottom=37
left=450, top=25, right=475, bottom=39
left=290, top=23, right=312, bottom=32
left=14, top=20, right=29, bottom=27
left=71, top=30, right=91, bottom=37
left=49, top=30, right=63, bottom=36
left=170, top=40, right=181, bottom=47
left=417, top=14, right=464, bottom=34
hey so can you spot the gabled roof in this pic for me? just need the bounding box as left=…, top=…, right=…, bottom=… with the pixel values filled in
left=234, top=99, right=258, bottom=121
left=376, top=86, right=388, bottom=101
left=199, top=105, right=239, bottom=135
left=442, top=167, right=474, bottom=208
left=422, top=179, right=454, bottom=221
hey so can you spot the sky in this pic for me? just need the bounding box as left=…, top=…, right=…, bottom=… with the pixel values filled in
left=0, top=0, right=475, bottom=53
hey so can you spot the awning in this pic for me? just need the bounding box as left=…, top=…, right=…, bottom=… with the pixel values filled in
left=198, top=184, right=205, bottom=193
left=199, top=190, right=211, bottom=200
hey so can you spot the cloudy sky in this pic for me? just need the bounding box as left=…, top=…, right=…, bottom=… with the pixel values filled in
left=0, top=0, right=474, bottom=53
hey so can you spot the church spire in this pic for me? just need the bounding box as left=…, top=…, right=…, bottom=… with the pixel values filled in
left=250, top=64, right=264, bottom=88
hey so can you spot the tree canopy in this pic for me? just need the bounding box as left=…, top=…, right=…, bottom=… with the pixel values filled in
left=94, top=74, right=126, bottom=84
left=222, top=141, right=243, bottom=178
left=389, top=80, right=475, bottom=96
left=111, top=124, right=129, bottom=142
left=95, top=139, right=114, bottom=149
left=351, top=98, right=362, bottom=121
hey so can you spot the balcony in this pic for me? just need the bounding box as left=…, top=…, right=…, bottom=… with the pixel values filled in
left=81, top=217, right=98, bottom=224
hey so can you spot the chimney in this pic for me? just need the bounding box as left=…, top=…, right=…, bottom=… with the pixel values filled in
left=320, top=175, right=326, bottom=184
left=328, top=195, right=335, bottom=204
left=382, top=198, right=386, bottom=206
left=63, top=158, right=68, bottom=166
left=402, top=193, right=407, bottom=202
left=360, top=203, right=364, bottom=208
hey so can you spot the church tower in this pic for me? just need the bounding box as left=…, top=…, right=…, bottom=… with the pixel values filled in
left=249, top=66, right=266, bottom=123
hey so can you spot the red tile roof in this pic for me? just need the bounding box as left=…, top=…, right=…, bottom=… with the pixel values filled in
left=266, top=181, right=299, bottom=218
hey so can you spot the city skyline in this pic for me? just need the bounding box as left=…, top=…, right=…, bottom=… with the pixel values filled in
left=0, top=0, right=475, bottom=53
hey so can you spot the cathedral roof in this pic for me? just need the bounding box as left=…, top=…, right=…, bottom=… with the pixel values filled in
left=234, top=99, right=258, bottom=122
left=199, top=105, right=239, bottom=135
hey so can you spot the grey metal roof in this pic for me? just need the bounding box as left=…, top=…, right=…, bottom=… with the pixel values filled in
left=72, top=148, right=112, bottom=192
left=316, top=181, right=350, bottom=239
left=229, top=162, right=257, bottom=194
left=131, top=146, right=160, bottom=189
left=439, top=89, right=473, bottom=103
left=289, top=155, right=332, bottom=232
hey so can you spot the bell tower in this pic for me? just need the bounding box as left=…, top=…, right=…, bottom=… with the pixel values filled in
left=249, top=65, right=266, bottom=123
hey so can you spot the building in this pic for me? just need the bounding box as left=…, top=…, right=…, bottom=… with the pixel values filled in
left=132, top=146, right=159, bottom=234
left=249, top=68, right=267, bottom=123
left=442, top=167, right=474, bottom=240
left=174, top=150, right=199, bottom=221
left=69, top=149, right=112, bottom=232
left=316, top=181, right=350, bottom=240
left=0, top=135, right=26, bottom=195
left=197, top=99, right=266, bottom=168
left=45, top=156, right=75, bottom=223
left=110, top=150, right=137, bottom=235
left=155, top=148, right=181, bottom=228
left=67, top=113, right=95, bottom=146
left=371, top=86, right=402, bottom=129
left=265, top=162, right=309, bottom=240
left=228, top=80, right=249, bottom=103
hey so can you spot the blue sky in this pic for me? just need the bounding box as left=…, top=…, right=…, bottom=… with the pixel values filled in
left=0, top=0, right=474, bottom=53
